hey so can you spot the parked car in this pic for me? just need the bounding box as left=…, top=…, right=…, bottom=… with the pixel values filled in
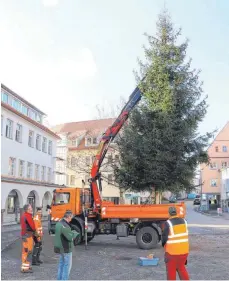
left=193, top=198, right=201, bottom=205
left=169, top=196, right=177, bottom=203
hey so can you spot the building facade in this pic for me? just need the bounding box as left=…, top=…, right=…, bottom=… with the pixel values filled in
left=221, top=167, right=229, bottom=212
left=200, top=121, right=229, bottom=210
left=52, top=118, right=121, bottom=204
left=1, top=84, right=61, bottom=225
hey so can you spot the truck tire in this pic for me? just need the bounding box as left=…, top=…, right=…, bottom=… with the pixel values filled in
left=136, top=226, right=159, bottom=250
left=71, top=225, right=82, bottom=246
left=87, top=232, right=95, bottom=242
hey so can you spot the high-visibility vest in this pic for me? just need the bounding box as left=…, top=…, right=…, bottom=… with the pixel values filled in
left=33, top=213, right=43, bottom=237
left=164, top=217, right=189, bottom=255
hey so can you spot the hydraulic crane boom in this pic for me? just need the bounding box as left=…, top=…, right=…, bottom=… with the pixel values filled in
left=89, top=86, right=142, bottom=212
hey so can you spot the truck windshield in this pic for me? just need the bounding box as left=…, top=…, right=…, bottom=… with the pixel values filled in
left=53, top=192, right=70, bottom=205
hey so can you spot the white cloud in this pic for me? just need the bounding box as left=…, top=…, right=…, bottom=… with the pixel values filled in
left=42, top=0, right=58, bottom=7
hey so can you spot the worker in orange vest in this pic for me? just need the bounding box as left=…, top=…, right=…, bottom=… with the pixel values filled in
left=162, top=206, right=190, bottom=280
left=20, top=204, right=37, bottom=273
left=32, top=207, right=43, bottom=265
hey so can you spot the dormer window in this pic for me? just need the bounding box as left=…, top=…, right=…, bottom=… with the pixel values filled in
left=86, top=137, right=92, bottom=146
left=86, top=136, right=98, bottom=146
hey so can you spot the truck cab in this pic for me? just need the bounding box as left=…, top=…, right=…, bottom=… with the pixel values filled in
left=48, top=187, right=91, bottom=234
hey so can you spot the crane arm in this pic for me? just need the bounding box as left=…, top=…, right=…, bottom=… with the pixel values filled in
left=89, top=86, right=142, bottom=212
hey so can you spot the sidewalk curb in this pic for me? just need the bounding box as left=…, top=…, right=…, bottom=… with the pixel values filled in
left=194, top=208, right=229, bottom=219
left=1, top=237, right=20, bottom=253
left=1, top=225, right=48, bottom=253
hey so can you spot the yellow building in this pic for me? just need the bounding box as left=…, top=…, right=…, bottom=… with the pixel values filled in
left=52, top=118, right=121, bottom=204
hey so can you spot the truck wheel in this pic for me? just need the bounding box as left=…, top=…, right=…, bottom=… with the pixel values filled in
left=136, top=226, right=159, bottom=250
left=87, top=236, right=94, bottom=242
left=87, top=232, right=95, bottom=242
left=71, top=225, right=82, bottom=246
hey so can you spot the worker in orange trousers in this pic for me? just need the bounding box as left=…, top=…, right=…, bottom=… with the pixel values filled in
left=32, top=207, right=43, bottom=265
left=20, top=204, right=37, bottom=273
left=162, top=206, right=190, bottom=280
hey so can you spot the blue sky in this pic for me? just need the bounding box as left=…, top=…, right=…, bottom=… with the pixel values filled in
left=0, top=0, right=228, bottom=136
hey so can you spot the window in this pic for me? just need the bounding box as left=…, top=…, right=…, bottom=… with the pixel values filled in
left=108, top=174, right=113, bottom=184
left=15, top=124, right=22, bottom=142
left=47, top=168, right=52, bottom=182
left=209, top=162, right=217, bottom=169
left=85, top=156, right=90, bottom=166
left=48, top=140, right=52, bottom=155
left=93, top=137, right=97, bottom=144
left=18, top=160, right=25, bottom=177
left=53, top=192, right=70, bottom=205
left=27, top=162, right=33, bottom=179
left=108, top=154, right=112, bottom=164
left=35, top=113, right=41, bottom=123
left=6, top=119, right=13, bottom=139
left=28, top=130, right=34, bottom=147
left=71, top=157, right=76, bottom=167
left=41, top=166, right=46, bottom=181
left=7, top=196, right=16, bottom=214
left=28, top=108, right=35, bottom=120
left=1, top=115, right=3, bottom=135
left=210, top=179, right=217, bottom=187
left=86, top=137, right=92, bottom=146
left=22, top=104, right=28, bottom=115
left=35, top=164, right=40, bottom=180
left=1, top=91, right=8, bottom=103
left=223, top=146, right=227, bottom=152
left=222, top=162, right=228, bottom=168
left=12, top=99, right=21, bottom=111
left=8, top=157, right=16, bottom=176
left=42, top=137, right=47, bottom=153
left=215, top=146, right=219, bottom=152
left=70, top=175, right=75, bottom=185
left=36, top=134, right=41, bottom=150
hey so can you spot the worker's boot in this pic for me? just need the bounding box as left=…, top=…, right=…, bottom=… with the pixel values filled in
left=21, top=268, right=33, bottom=273
left=32, top=256, right=40, bottom=266
left=37, top=254, right=43, bottom=264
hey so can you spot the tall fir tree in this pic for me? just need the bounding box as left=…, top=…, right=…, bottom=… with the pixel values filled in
left=114, top=10, right=214, bottom=197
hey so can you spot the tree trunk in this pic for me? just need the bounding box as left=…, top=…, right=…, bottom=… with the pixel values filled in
left=119, top=188, right=125, bottom=204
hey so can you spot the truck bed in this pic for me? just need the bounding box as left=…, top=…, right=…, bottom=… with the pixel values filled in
left=101, top=202, right=186, bottom=220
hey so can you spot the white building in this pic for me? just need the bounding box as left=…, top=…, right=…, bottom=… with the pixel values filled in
left=221, top=167, right=229, bottom=212
left=1, top=84, right=61, bottom=225
left=55, top=133, right=68, bottom=186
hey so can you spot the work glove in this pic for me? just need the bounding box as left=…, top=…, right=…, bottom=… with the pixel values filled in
left=33, top=231, right=40, bottom=238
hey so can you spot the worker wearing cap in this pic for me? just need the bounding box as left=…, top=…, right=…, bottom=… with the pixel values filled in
left=162, top=206, right=190, bottom=280
left=32, top=207, right=43, bottom=265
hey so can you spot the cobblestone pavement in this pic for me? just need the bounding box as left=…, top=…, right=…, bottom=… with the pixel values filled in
left=2, top=203, right=229, bottom=280
left=1, top=228, right=229, bottom=280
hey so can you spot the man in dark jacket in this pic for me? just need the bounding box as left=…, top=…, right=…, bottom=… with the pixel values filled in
left=54, top=210, right=79, bottom=280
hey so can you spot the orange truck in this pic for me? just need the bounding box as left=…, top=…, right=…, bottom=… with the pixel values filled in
left=48, top=83, right=187, bottom=250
